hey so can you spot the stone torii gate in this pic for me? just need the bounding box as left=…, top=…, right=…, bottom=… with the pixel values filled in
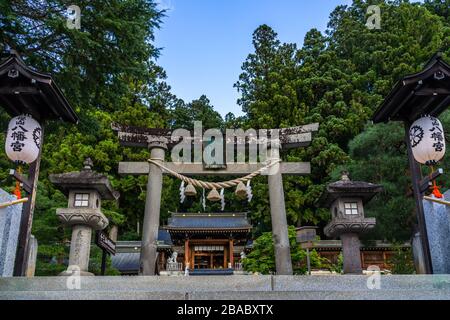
left=113, top=123, right=318, bottom=275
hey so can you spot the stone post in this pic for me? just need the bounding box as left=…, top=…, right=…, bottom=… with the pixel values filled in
left=412, top=231, right=426, bottom=274
left=57, top=209, right=109, bottom=276
left=25, top=235, right=38, bottom=277
left=267, top=147, right=293, bottom=275
left=69, top=225, right=92, bottom=273
left=340, top=233, right=362, bottom=274
left=140, top=142, right=166, bottom=275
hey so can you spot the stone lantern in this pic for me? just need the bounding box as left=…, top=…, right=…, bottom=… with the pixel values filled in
left=49, top=158, right=119, bottom=276
left=318, top=172, right=382, bottom=274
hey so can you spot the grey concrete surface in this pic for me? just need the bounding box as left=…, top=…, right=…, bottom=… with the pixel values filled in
left=1, top=275, right=450, bottom=300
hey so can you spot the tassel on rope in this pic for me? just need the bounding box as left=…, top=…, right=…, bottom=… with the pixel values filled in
left=185, top=183, right=197, bottom=197
left=207, top=188, right=221, bottom=202
left=220, top=188, right=225, bottom=211
left=179, top=181, right=186, bottom=203
left=430, top=166, right=443, bottom=198
left=246, top=180, right=253, bottom=203
left=235, top=181, right=247, bottom=199
left=13, top=165, right=22, bottom=199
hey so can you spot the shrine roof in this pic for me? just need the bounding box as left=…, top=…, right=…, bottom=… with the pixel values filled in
left=111, top=253, right=140, bottom=273
left=164, top=212, right=252, bottom=233
left=373, top=53, right=450, bottom=123
left=0, top=50, right=78, bottom=123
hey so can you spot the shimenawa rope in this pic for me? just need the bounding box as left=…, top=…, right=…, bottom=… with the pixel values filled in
left=147, top=158, right=281, bottom=190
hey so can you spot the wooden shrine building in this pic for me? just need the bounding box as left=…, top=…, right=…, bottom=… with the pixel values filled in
left=164, top=212, right=252, bottom=272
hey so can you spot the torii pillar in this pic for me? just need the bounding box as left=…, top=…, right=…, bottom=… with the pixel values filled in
left=267, top=146, right=293, bottom=274
left=140, top=139, right=167, bottom=275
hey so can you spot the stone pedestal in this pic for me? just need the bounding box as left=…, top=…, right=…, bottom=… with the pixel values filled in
left=340, top=233, right=362, bottom=274
left=0, top=189, right=23, bottom=277
left=57, top=209, right=108, bottom=276
left=422, top=190, right=450, bottom=274
left=68, top=225, right=92, bottom=272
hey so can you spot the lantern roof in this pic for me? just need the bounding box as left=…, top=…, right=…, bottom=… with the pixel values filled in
left=317, top=172, right=383, bottom=208
left=373, top=52, right=450, bottom=123
left=49, top=158, right=119, bottom=200
left=0, top=50, right=78, bottom=123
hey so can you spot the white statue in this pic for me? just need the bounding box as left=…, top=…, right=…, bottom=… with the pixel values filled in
left=240, top=251, right=246, bottom=260
left=168, top=251, right=178, bottom=264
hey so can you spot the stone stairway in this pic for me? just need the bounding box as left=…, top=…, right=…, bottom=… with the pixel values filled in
left=1, top=275, right=450, bottom=300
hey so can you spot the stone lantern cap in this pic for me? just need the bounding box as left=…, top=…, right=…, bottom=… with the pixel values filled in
left=317, top=171, right=383, bottom=208
left=49, top=158, right=120, bottom=200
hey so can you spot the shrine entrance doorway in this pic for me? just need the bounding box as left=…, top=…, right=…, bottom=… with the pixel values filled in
left=190, top=241, right=228, bottom=270
left=164, top=212, right=252, bottom=271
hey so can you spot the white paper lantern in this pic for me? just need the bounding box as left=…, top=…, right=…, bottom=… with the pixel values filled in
left=409, top=116, right=446, bottom=165
left=5, top=114, right=42, bottom=164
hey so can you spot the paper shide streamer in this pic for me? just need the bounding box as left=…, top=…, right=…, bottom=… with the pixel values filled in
left=179, top=181, right=186, bottom=203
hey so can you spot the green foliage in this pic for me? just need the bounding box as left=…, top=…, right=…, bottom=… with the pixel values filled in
left=35, top=244, right=67, bottom=276
left=169, top=95, right=224, bottom=130
left=326, top=253, right=344, bottom=274
left=388, top=245, right=415, bottom=274
left=89, top=246, right=121, bottom=276
left=242, top=226, right=327, bottom=274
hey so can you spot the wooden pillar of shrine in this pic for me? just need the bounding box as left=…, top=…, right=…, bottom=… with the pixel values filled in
left=229, top=239, right=234, bottom=268
left=184, top=238, right=190, bottom=269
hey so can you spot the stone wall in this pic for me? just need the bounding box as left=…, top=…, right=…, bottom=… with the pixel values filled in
left=0, top=189, right=23, bottom=277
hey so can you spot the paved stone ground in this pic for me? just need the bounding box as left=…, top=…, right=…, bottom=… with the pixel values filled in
left=1, top=275, right=450, bottom=300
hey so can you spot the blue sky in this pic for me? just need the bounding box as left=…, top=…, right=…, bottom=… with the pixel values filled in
left=154, top=0, right=353, bottom=117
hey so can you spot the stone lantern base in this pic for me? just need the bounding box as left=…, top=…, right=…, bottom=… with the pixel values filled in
left=59, top=270, right=95, bottom=277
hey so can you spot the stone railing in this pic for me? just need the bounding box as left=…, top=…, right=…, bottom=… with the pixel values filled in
left=166, top=262, right=183, bottom=271
left=234, top=262, right=243, bottom=271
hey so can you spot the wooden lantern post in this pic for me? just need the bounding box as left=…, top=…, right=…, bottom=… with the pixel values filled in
left=0, top=50, right=78, bottom=276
